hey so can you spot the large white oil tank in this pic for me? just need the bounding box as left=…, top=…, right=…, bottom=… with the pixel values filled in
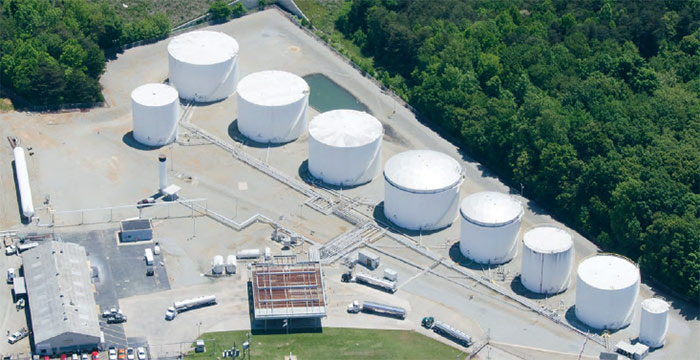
left=458, top=192, right=523, bottom=264
left=308, top=110, right=383, bottom=186
left=236, top=70, right=309, bottom=143
left=131, top=83, right=179, bottom=146
left=13, top=147, right=34, bottom=219
left=520, top=226, right=574, bottom=294
left=639, top=298, right=669, bottom=348
left=383, top=150, right=463, bottom=231
left=168, top=30, right=239, bottom=102
left=575, top=254, right=640, bottom=330
left=212, top=255, right=224, bottom=275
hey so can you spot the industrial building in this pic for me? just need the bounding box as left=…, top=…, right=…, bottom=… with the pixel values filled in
left=23, top=242, right=102, bottom=355
left=250, top=257, right=326, bottom=320
left=120, top=218, right=153, bottom=242
left=236, top=70, right=310, bottom=143
left=520, top=226, right=574, bottom=294
left=639, top=298, right=669, bottom=348
left=131, top=83, right=180, bottom=146
left=167, top=30, right=239, bottom=102
left=575, top=254, right=640, bottom=330
left=458, top=191, right=523, bottom=264
left=383, top=150, right=463, bottom=230
left=307, top=110, right=383, bottom=186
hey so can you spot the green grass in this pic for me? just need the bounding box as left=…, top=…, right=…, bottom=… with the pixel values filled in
left=109, top=0, right=217, bottom=27
left=188, top=328, right=466, bottom=359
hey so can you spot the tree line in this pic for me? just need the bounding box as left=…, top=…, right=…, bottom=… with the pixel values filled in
left=0, top=0, right=170, bottom=106
left=335, top=0, right=699, bottom=299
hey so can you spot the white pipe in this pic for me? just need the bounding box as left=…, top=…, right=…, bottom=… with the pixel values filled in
left=158, top=154, right=167, bottom=192
left=13, top=147, right=34, bottom=219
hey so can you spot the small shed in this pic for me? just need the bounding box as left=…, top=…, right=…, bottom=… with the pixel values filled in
left=120, top=219, right=153, bottom=242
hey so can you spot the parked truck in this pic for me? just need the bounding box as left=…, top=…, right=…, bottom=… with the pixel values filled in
left=347, top=300, right=406, bottom=319
left=144, top=248, right=154, bottom=266
left=17, top=242, right=38, bottom=253
left=422, top=317, right=472, bottom=347
left=345, top=272, right=397, bottom=293
left=165, top=295, right=217, bottom=320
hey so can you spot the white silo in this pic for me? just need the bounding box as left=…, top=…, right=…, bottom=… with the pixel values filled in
left=308, top=110, right=383, bottom=186
left=132, top=83, right=180, bottom=146
left=459, top=192, right=523, bottom=265
left=236, top=70, right=309, bottom=143
left=383, top=150, right=463, bottom=230
left=168, top=30, right=239, bottom=102
left=212, top=255, right=224, bottom=275
left=575, top=254, right=640, bottom=330
left=520, top=226, right=574, bottom=294
left=639, top=298, right=669, bottom=348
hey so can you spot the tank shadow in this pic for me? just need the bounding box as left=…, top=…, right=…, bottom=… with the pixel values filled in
left=447, top=243, right=506, bottom=271
left=563, top=306, right=630, bottom=335
left=509, top=275, right=550, bottom=300
left=122, top=131, right=165, bottom=151
left=297, top=160, right=369, bottom=191
left=371, top=202, right=454, bottom=237
left=227, top=120, right=294, bottom=148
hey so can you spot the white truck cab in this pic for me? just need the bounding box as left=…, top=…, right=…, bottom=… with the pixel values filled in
left=165, top=307, right=176, bottom=320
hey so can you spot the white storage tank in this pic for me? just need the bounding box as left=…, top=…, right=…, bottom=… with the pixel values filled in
left=168, top=30, right=239, bottom=102
left=383, top=150, right=463, bottom=230
left=236, top=249, right=261, bottom=259
left=225, top=255, right=237, bottom=275
left=236, top=70, right=309, bottom=143
left=575, top=254, right=640, bottom=330
left=308, top=110, right=383, bottom=186
left=458, top=192, right=523, bottom=264
left=212, top=255, right=224, bottom=275
left=520, top=226, right=574, bottom=294
left=131, top=83, right=179, bottom=146
left=639, top=298, right=669, bottom=348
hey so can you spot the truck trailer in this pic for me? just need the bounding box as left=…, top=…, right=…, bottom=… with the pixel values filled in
left=353, top=272, right=397, bottom=293
left=165, top=295, right=217, bottom=320
left=347, top=300, right=406, bottom=319
left=422, top=317, right=472, bottom=346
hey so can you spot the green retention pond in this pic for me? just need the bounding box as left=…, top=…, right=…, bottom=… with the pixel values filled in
left=303, top=73, right=369, bottom=113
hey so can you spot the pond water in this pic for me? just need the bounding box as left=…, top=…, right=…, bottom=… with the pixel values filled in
left=303, top=73, right=369, bottom=113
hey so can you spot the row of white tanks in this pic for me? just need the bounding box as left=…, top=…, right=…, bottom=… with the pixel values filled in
left=128, top=29, right=668, bottom=346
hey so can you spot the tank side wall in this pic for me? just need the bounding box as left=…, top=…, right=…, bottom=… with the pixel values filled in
left=459, top=217, right=521, bottom=264
left=640, top=309, right=669, bottom=348
left=169, top=55, right=238, bottom=101
left=308, top=135, right=382, bottom=186
left=575, top=276, right=639, bottom=330
left=521, top=245, right=573, bottom=294
left=384, top=181, right=460, bottom=230
left=237, top=93, right=309, bottom=143
left=132, top=99, right=180, bottom=146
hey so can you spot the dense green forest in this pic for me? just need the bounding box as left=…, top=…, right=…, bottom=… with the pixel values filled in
left=0, top=0, right=170, bottom=105
left=331, top=0, right=700, bottom=299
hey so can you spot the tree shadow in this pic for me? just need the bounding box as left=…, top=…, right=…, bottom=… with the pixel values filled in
left=122, top=131, right=166, bottom=151
left=227, top=120, right=295, bottom=148
left=297, top=160, right=369, bottom=190
left=371, top=202, right=453, bottom=236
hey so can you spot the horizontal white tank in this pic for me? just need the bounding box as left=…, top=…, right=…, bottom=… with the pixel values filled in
left=383, top=150, right=463, bottom=230
left=168, top=31, right=239, bottom=101
left=520, top=226, right=574, bottom=294
left=308, top=110, right=383, bottom=186
left=212, top=255, right=224, bottom=275
left=459, top=192, right=523, bottom=264
left=13, top=147, right=34, bottom=219
left=236, top=249, right=261, bottom=259
left=236, top=70, right=309, bottom=143
left=639, top=298, right=669, bottom=348
left=575, top=254, right=640, bottom=330
left=132, top=83, right=180, bottom=146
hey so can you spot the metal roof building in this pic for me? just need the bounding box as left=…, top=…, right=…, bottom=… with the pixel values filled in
left=251, top=257, right=326, bottom=320
left=23, top=242, right=102, bottom=355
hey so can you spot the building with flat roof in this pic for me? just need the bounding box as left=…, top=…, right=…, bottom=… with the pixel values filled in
left=251, top=256, right=326, bottom=320
left=23, top=241, right=102, bottom=355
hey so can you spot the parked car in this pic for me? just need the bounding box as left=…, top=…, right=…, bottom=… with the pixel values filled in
left=81, top=353, right=89, bottom=360
left=61, top=354, right=67, bottom=360
left=91, top=351, right=99, bottom=360
left=126, top=347, right=134, bottom=360
left=7, top=268, right=15, bottom=284
left=72, top=354, right=79, bottom=360
left=136, top=347, right=146, bottom=360
left=16, top=298, right=25, bottom=310
left=5, top=245, right=16, bottom=256
left=7, top=328, right=28, bottom=344
left=107, top=313, right=127, bottom=324
left=136, top=198, right=155, bottom=208
left=108, top=346, right=117, bottom=360
left=102, top=308, right=122, bottom=318
left=117, top=349, right=126, bottom=360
